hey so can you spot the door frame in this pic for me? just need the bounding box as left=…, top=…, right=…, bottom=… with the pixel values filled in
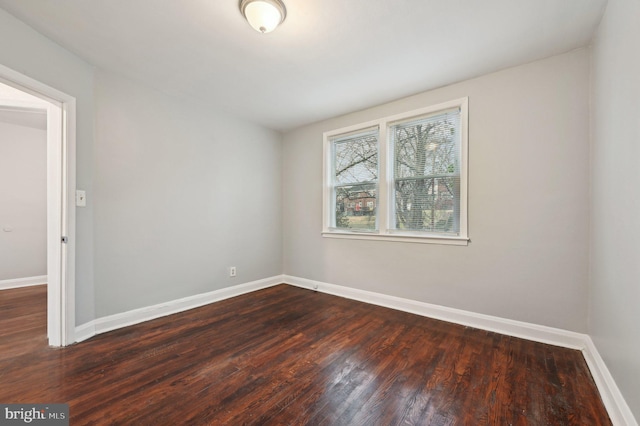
left=0, top=64, right=76, bottom=346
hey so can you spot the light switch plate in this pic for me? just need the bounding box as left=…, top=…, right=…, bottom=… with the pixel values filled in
left=76, top=190, right=86, bottom=207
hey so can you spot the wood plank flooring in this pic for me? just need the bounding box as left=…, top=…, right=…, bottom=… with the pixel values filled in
left=0, top=284, right=610, bottom=425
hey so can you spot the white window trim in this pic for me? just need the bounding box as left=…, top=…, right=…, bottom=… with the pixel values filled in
left=322, top=97, right=469, bottom=246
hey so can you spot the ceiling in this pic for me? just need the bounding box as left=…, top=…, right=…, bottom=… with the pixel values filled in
left=0, top=0, right=607, bottom=131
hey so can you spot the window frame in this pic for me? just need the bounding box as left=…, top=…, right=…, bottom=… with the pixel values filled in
left=322, top=97, right=469, bottom=246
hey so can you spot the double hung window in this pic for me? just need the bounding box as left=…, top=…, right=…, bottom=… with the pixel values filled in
left=323, top=98, right=468, bottom=245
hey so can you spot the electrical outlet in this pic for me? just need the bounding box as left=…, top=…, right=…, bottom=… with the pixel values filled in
left=229, top=266, right=236, bottom=277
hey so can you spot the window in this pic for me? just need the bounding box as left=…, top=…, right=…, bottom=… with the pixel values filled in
left=323, top=98, right=468, bottom=245
left=328, top=128, right=378, bottom=231
left=390, top=109, right=461, bottom=235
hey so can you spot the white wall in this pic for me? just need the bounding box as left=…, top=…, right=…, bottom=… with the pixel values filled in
left=590, top=0, right=640, bottom=419
left=93, top=71, right=283, bottom=317
left=0, top=117, right=46, bottom=280
left=0, top=8, right=95, bottom=324
left=283, top=49, right=590, bottom=332
left=0, top=8, right=284, bottom=326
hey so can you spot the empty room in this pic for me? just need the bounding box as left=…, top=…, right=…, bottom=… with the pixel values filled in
left=0, top=0, right=638, bottom=424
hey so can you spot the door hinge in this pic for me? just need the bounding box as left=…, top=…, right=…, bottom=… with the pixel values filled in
left=61, top=236, right=68, bottom=244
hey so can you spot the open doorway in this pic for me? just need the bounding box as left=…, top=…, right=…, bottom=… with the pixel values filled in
left=0, top=83, right=48, bottom=288
left=0, top=65, right=76, bottom=347
left=0, top=84, right=49, bottom=347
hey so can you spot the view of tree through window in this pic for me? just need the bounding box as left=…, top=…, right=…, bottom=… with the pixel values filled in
left=324, top=99, right=467, bottom=243
left=391, top=110, right=461, bottom=234
left=331, top=129, right=378, bottom=230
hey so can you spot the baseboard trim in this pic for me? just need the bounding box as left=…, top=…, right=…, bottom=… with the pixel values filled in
left=74, top=275, right=283, bottom=343
left=0, top=275, right=47, bottom=290
left=282, top=275, right=637, bottom=426
left=74, top=321, right=95, bottom=343
left=283, top=275, right=585, bottom=349
left=582, top=337, right=638, bottom=426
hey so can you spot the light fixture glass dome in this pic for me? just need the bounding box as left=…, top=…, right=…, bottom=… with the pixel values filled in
left=240, top=0, right=286, bottom=33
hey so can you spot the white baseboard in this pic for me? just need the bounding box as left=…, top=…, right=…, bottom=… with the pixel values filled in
left=0, top=275, right=47, bottom=290
left=282, top=275, right=637, bottom=426
left=282, top=275, right=586, bottom=349
left=582, top=337, right=638, bottom=426
left=74, top=275, right=283, bottom=343
left=74, top=321, right=95, bottom=343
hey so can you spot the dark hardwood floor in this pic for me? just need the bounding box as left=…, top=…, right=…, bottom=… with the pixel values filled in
left=0, top=284, right=610, bottom=425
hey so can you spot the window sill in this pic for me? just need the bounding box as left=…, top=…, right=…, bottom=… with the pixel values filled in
left=321, top=231, right=469, bottom=246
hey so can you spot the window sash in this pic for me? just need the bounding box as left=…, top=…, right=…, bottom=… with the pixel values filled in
left=329, top=128, right=379, bottom=230
left=331, top=182, right=378, bottom=231
left=389, top=108, right=462, bottom=236
left=391, top=176, right=461, bottom=235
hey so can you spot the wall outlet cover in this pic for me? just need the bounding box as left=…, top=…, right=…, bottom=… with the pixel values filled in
left=76, top=190, right=87, bottom=207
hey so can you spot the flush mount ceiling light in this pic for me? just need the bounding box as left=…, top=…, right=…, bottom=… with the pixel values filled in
left=240, top=0, right=287, bottom=34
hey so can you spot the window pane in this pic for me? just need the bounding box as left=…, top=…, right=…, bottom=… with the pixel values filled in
left=394, top=112, right=459, bottom=178
left=395, top=176, right=460, bottom=233
left=391, top=109, right=461, bottom=235
left=335, top=184, right=377, bottom=231
left=333, top=132, right=378, bottom=184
